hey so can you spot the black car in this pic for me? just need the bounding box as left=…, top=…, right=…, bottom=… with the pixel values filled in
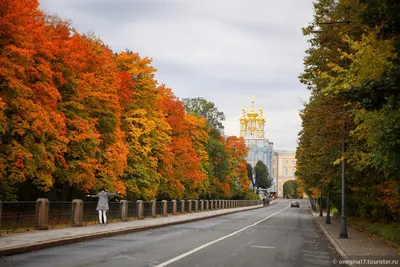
left=290, top=201, right=300, bottom=208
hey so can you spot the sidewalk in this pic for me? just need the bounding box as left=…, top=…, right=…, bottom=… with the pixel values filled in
left=311, top=209, right=399, bottom=266
left=0, top=202, right=277, bottom=257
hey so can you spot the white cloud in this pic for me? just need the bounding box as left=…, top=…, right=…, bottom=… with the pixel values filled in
left=39, top=0, right=314, bottom=149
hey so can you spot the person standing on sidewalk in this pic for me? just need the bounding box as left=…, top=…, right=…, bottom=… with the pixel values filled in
left=86, top=189, right=120, bottom=225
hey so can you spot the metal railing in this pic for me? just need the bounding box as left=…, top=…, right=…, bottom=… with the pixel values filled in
left=83, top=202, right=99, bottom=225
left=143, top=202, right=152, bottom=218
left=185, top=201, right=191, bottom=212
left=167, top=201, right=174, bottom=214
left=49, top=202, right=72, bottom=228
left=177, top=201, right=183, bottom=214
left=155, top=201, right=163, bottom=216
left=191, top=201, right=196, bottom=212
left=127, top=201, right=138, bottom=220
left=0, top=199, right=263, bottom=234
left=1, top=202, right=37, bottom=234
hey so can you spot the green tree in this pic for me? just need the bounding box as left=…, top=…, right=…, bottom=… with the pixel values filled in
left=283, top=180, right=300, bottom=198
left=206, top=131, right=230, bottom=198
left=246, top=163, right=255, bottom=188
left=254, top=161, right=272, bottom=189
left=182, top=97, right=226, bottom=133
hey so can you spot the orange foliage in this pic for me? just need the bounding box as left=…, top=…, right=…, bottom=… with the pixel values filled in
left=0, top=0, right=68, bottom=191
left=0, top=0, right=251, bottom=201
left=157, top=85, right=208, bottom=199
left=116, top=52, right=170, bottom=200
left=225, top=136, right=250, bottom=196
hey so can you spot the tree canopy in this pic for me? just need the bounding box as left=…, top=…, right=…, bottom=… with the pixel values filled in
left=296, top=0, right=400, bottom=221
left=0, top=0, right=252, bottom=201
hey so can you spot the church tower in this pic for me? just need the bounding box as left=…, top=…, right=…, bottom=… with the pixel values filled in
left=240, top=96, right=266, bottom=139
left=240, top=97, right=275, bottom=193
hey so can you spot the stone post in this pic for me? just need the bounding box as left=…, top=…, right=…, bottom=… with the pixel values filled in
left=162, top=200, right=167, bottom=216
left=35, top=198, right=49, bottom=230
left=120, top=200, right=128, bottom=221
left=194, top=200, right=198, bottom=212
left=209, top=200, right=213, bottom=210
left=136, top=200, right=143, bottom=219
left=205, top=200, right=209, bottom=210
left=180, top=200, right=185, bottom=214
left=200, top=200, right=204, bottom=211
left=188, top=200, right=192, bottom=213
left=72, top=199, right=83, bottom=226
left=172, top=200, right=177, bottom=215
left=214, top=199, right=218, bottom=209
left=151, top=200, right=156, bottom=217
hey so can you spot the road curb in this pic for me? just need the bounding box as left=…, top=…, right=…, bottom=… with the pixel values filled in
left=0, top=204, right=266, bottom=257
left=310, top=210, right=356, bottom=267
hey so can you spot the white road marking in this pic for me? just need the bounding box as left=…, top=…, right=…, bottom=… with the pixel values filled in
left=250, top=246, right=275, bottom=249
left=154, top=206, right=289, bottom=267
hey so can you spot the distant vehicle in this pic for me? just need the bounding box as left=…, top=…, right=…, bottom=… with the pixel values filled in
left=290, top=201, right=300, bottom=208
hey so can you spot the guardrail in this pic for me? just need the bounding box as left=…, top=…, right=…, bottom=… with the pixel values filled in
left=0, top=199, right=263, bottom=235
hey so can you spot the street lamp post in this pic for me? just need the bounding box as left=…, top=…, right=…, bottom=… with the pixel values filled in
left=313, top=8, right=350, bottom=238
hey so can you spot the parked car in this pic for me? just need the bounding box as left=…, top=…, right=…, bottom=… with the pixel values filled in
left=290, top=201, right=300, bottom=208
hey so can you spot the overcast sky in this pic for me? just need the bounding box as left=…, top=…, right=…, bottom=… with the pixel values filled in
left=39, top=0, right=314, bottom=149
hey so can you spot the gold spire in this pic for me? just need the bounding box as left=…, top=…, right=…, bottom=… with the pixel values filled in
left=247, top=95, right=258, bottom=118
left=256, top=105, right=265, bottom=123
left=239, top=106, right=248, bottom=122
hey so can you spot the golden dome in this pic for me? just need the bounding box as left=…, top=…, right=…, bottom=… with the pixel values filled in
left=256, top=107, right=265, bottom=123
left=247, top=98, right=258, bottom=118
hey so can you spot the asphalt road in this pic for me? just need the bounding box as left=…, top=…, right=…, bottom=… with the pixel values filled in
left=0, top=200, right=342, bottom=267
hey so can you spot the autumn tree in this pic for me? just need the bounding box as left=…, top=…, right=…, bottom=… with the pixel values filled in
left=0, top=0, right=68, bottom=200
left=116, top=51, right=171, bottom=201
left=297, top=0, right=400, bottom=220
left=45, top=18, right=128, bottom=197
left=157, top=85, right=209, bottom=200
left=225, top=136, right=250, bottom=197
